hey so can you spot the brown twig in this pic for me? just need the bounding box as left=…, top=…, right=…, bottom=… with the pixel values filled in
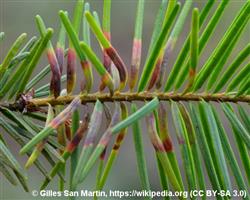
left=25, top=92, right=250, bottom=107
left=2, top=92, right=249, bottom=112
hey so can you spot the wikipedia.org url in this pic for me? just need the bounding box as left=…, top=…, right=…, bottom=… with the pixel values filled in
left=32, top=189, right=247, bottom=199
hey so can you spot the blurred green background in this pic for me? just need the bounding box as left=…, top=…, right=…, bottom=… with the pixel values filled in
left=0, top=0, right=249, bottom=199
